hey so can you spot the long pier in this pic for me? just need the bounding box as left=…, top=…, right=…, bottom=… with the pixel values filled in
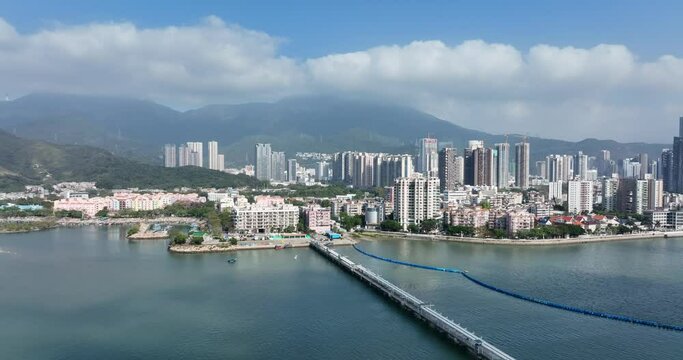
left=310, top=240, right=515, bottom=360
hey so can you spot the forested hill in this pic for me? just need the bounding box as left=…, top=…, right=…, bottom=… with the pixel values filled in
left=0, top=130, right=263, bottom=192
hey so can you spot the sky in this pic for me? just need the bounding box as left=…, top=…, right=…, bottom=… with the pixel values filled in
left=2, top=0, right=683, bottom=142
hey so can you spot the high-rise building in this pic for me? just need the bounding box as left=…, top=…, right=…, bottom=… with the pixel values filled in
left=352, top=153, right=375, bottom=188
left=417, top=137, right=438, bottom=176
left=535, top=161, right=547, bottom=179
left=271, top=151, right=287, bottom=182
left=439, top=148, right=459, bottom=192
left=602, top=178, right=619, bottom=212
left=377, top=154, right=414, bottom=188
left=647, top=178, right=664, bottom=210
left=568, top=180, right=593, bottom=214
left=164, top=144, right=176, bottom=168
left=639, top=153, right=649, bottom=179
left=316, top=161, right=330, bottom=181
left=548, top=181, right=563, bottom=202
left=217, top=154, right=225, bottom=172
left=255, top=143, right=272, bottom=181
left=673, top=117, right=683, bottom=193
left=186, top=142, right=203, bottom=167
left=494, top=143, right=510, bottom=189
left=473, top=147, right=495, bottom=186
left=288, top=159, right=298, bottom=182
left=576, top=152, right=588, bottom=180
left=177, top=144, right=190, bottom=167
left=393, top=174, right=441, bottom=231
left=547, top=154, right=574, bottom=182
left=515, top=141, right=530, bottom=189
left=464, top=140, right=484, bottom=185
left=208, top=141, right=219, bottom=170
left=661, top=149, right=674, bottom=192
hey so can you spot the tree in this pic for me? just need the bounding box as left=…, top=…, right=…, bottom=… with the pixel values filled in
left=95, top=207, right=109, bottom=218
left=446, top=225, right=475, bottom=237
left=491, top=229, right=507, bottom=239
left=480, top=201, right=492, bottom=210
left=340, top=212, right=363, bottom=231
left=419, top=219, right=439, bottom=233
left=171, top=233, right=186, bottom=245
left=379, top=219, right=402, bottom=232
left=219, top=210, right=234, bottom=232
left=283, top=225, right=296, bottom=233
left=407, top=224, right=420, bottom=233
left=319, top=199, right=332, bottom=208
left=229, top=237, right=238, bottom=245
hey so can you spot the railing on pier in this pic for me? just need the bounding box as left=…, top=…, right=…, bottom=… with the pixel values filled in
left=310, top=240, right=515, bottom=360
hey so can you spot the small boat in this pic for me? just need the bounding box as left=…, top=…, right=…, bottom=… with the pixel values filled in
left=274, top=245, right=284, bottom=250
left=283, top=243, right=292, bottom=249
left=226, top=258, right=237, bottom=263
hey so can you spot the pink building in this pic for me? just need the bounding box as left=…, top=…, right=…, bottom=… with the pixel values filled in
left=53, top=192, right=204, bottom=218
left=304, top=205, right=331, bottom=233
left=254, top=195, right=285, bottom=207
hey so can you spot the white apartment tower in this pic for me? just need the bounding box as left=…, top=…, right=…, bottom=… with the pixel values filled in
left=393, top=174, right=441, bottom=231
left=186, top=142, right=203, bottom=167
left=417, top=137, right=439, bottom=177
left=208, top=141, right=219, bottom=170
left=164, top=144, right=176, bottom=168
left=568, top=180, right=593, bottom=214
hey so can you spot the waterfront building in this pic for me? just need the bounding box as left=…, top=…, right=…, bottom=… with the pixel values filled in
left=515, top=141, right=530, bottom=189
left=164, top=144, right=176, bottom=168
left=255, top=143, right=272, bottom=181
left=464, top=140, right=484, bottom=185
left=417, top=137, right=438, bottom=176
left=54, top=192, right=204, bottom=218
left=233, top=200, right=299, bottom=233
left=567, top=180, right=593, bottom=214
left=393, top=174, right=441, bottom=231
left=506, top=210, right=535, bottom=236
left=304, top=205, right=332, bottom=233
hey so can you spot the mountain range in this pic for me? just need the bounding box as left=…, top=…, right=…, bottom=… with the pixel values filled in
left=0, top=130, right=261, bottom=192
left=0, top=93, right=669, bottom=167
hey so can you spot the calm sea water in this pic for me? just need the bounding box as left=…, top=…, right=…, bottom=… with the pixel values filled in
left=0, top=227, right=681, bottom=359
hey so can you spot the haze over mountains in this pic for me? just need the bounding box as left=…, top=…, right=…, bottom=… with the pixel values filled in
left=0, top=93, right=668, bottom=166
left=0, top=129, right=260, bottom=191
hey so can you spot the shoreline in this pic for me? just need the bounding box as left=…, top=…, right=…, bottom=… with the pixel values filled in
left=168, top=238, right=357, bottom=254
left=356, top=230, right=683, bottom=246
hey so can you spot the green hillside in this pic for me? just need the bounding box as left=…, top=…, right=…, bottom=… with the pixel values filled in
left=0, top=130, right=263, bottom=192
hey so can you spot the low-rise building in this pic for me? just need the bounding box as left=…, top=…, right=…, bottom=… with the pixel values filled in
left=304, top=206, right=331, bottom=233
left=233, top=203, right=299, bottom=233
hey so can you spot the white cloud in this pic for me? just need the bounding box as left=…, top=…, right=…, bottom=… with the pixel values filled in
left=1, top=16, right=683, bottom=142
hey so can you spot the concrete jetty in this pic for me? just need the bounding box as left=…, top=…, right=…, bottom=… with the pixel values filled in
left=310, top=240, right=515, bottom=360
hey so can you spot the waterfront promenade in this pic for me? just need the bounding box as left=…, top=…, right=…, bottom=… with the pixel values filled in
left=359, top=229, right=683, bottom=246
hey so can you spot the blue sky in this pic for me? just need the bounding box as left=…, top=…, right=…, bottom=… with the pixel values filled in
left=4, top=0, right=682, bottom=60
left=2, top=0, right=683, bottom=141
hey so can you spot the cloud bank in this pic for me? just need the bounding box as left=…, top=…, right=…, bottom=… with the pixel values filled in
left=1, top=16, right=682, bottom=142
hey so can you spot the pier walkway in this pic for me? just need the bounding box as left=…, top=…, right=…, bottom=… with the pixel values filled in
left=310, top=240, right=515, bottom=360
